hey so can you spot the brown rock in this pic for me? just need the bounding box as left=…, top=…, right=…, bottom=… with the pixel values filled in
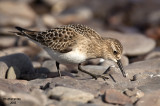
left=105, top=89, right=132, bottom=105
left=100, top=31, right=156, bottom=56
left=7, top=66, right=21, bottom=79
left=136, top=90, right=160, bottom=106
left=0, top=1, right=36, bottom=20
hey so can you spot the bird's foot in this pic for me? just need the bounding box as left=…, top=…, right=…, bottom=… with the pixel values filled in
left=91, top=74, right=109, bottom=80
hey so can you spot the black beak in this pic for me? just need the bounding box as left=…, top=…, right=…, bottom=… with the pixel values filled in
left=117, top=60, right=126, bottom=77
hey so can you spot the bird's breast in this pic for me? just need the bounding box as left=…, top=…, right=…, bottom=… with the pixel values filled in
left=44, top=47, right=87, bottom=64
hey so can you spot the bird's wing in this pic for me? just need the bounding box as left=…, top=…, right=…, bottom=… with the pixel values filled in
left=14, top=27, right=79, bottom=53
left=60, top=24, right=102, bottom=40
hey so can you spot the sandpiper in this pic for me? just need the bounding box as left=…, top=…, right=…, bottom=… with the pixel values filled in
left=13, top=24, right=126, bottom=80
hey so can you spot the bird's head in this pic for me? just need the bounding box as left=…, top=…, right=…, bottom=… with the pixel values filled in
left=102, top=38, right=126, bottom=77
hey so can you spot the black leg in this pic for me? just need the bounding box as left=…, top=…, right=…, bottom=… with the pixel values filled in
left=103, top=66, right=116, bottom=83
left=56, top=61, right=61, bottom=77
left=78, top=63, right=108, bottom=80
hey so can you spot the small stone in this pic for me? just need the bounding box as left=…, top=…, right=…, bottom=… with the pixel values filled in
left=7, top=66, right=21, bottom=79
left=105, top=89, right=132, bottom=105
left=47, top=86, right=94, bottom=103
left=145, top=51, right=160, bottom=60
left=136, top=90, right=160, bottom=106
left=0, top=36, right=16, bottom=48
left=32, top=61, right=41, bottom=68
left=42, top=14, right=59, bottom=27
left=0, top=62, right=8, bottom=79
left=42, top=60, right=57, bottom=72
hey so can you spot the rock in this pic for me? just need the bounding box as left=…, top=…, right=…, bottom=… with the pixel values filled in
left=0, top=1, right=36, bottom=20
left=31, top=89, right=48, bottom=106
left=56, top=7, right=93, bottom=24
left=105, top=89, right=132, bottom=105
left=100, top=31, right=156, bottom=56
left=0, top=36, right=16, bottom=48
left=42, top=60, right=57, bottom=72
left=0, top=62, right=8, bottom=79
left=47, top=86, right=94, bottom=103
left=42, top=14, right=59, bottom=28
left=145, top=51, right=160, bottom=60
left=125, top=58, right=160, bottom=80
left=0, top=53, right=35, bottom=79
left=0, top=15, right=33, bottom=27
left=7, top=66, right=21, bottom=79
left=0, top=79, right=29, bottom=93
left=1, top=91, right=41, bottom=106
left=136, top=90, right=160, bottom=106
left=32, top=61, right=41, bottom=68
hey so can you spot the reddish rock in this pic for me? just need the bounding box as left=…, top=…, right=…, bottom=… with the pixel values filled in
left=105, top=89, right=132, bottom=105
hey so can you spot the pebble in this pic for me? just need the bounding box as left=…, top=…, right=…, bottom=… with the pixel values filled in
left=136, top=89, right=160, bottom=106
left=47, top=86, right=94, bottom=103
left=0, top=36, right=16, bottom=48
left=105, top=89, right=132, bottom=105
left=7, top=66, right=21, bottom=79
left=0, top=62, right=8, bottom=79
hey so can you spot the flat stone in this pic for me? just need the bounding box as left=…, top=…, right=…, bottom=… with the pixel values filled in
left=105, top=89, right=132, bottom=105
left=145, top=51, right=160, bottom=60
left=125, top=58, right=160, bottom=79
left=100, top=31, right=156, bottom=56
left=0, top=62, right=8, bottom=79
left=136, top=89, right=160, bottom=106
left=0, top=1, right=36, bottom=20
left=0, top=79, right=29, bottom=93
left=47, top=86, right=94, bottom=103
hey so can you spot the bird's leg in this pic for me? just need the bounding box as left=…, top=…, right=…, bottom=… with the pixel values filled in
left=78, top=63, right=109, bottom=80
left=56, top=61, right=61, bottom=77
left=103, top=66, right=116, bottom=83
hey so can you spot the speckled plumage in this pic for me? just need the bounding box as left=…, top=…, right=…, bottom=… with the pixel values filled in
left=13, top=24, right=126, bottom=79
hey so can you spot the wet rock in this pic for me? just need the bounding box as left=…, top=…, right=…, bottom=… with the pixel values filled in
left=136, top=89, right=160, bottom=106
left=100, top=31, right=156, bottom=56
left=0, top=62, right=8, bottom=79
left=47, top=86, right=94, bottom=103
left=0, top=53, right=34, bottom=78
left=105, top=89, right=132, bottom=105
left=0, top=79, right=28, bottom=93
left=125, top=58, right=160, bottom=79
left=0, top=1, right=36, bottom=20
left=0, top=36, right=16, bottom=48
left=7, top=66, right=21, bottom=79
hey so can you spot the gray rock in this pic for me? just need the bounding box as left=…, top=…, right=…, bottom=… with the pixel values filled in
left=0, top=53, right=34, bottom=79
left=136, top=89, right=160, bottom=106
left=47, top=86, right=94, bottom=103
left=7, top=66, right=21, bottom=79
left=0, top=62, right=8, bottom=79
left=105, top=89, right=132, bottom=105
left=125, top=58, right=160, bottom=79
left=42, top=60, right=57, bottom=72
left=100, top=31, right=156, bottom=56
left=32, top=61, right=41, bottom=68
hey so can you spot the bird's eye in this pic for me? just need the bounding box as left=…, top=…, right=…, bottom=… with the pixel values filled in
left=113, top=51, right=118, bottom=55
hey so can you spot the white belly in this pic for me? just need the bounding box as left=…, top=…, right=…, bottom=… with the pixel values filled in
left=44, top=47, right=87, bottom=64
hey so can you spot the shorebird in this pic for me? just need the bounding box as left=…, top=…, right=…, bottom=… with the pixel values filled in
left=13, top=24, right=126, bottom=80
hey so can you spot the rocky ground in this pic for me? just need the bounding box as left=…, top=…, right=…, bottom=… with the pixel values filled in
left=0, top=0, right=160, bottom=106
